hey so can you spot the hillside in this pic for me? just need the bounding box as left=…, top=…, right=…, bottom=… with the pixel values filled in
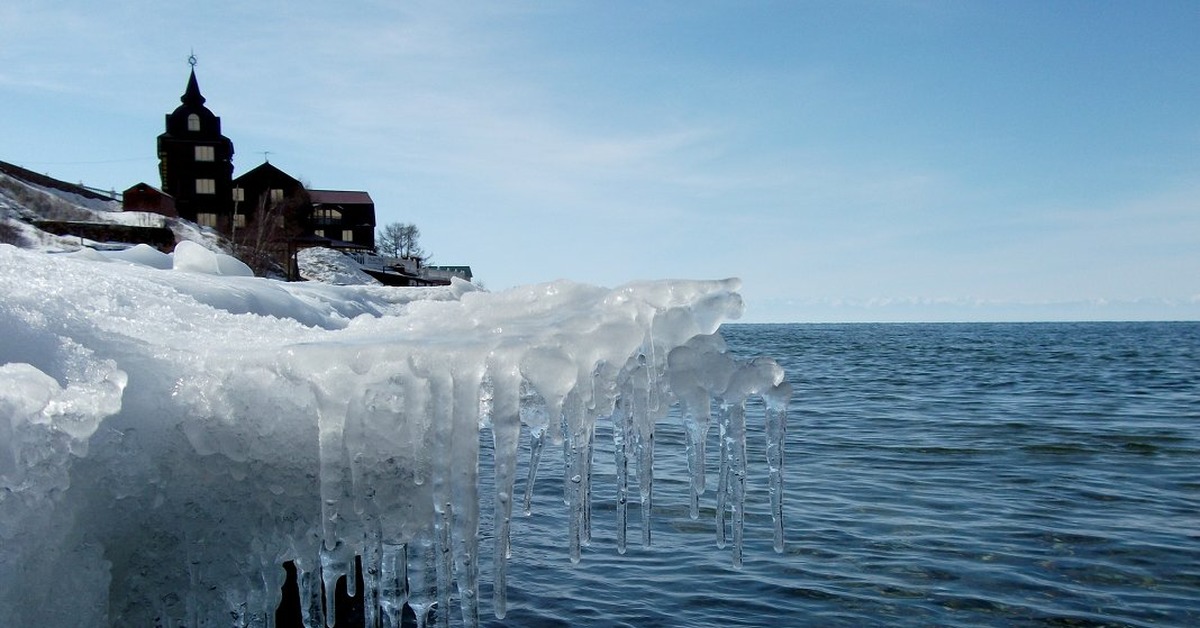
left=0, top=163, right=232, bottom=257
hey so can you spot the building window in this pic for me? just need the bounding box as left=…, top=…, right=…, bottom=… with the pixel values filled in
left=314, top=229, right=325, bottom=238
left=269, top=188, right=285, bottom=203
left=196, top=179, right=216, bottom=194
left=188, top=114, right=200, bottom=132
left=194, top=145, right=215, bottom=161
left=313, top=208, right=342, bottom=225
left=196, top=213, right=218, bottom=228
left=342, top=229, right=354, bottom=242
left=233, top=214, right=246, bottom=229
left=232, top=187, right=245, bottom=202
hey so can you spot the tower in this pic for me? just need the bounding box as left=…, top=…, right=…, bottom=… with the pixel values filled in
left=157, top=57, right=235, bottom=228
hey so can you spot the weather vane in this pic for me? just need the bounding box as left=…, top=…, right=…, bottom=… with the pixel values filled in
left=188, top=50, right=197, bottom=68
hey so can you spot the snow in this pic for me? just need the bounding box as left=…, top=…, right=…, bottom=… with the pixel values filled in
left=0, top=226, right=788, bottom=626
left=297, top=246, right=381, bottom=285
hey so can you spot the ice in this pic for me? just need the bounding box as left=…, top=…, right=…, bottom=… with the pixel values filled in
left=0, top=242, right=790, bottom=627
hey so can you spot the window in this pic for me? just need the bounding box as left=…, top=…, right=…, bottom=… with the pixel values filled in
left=233, top=214, right=246, bottom=229
left=196, top=213, right=218, bottom=228
left=269, top=188, right=285, bottom=203
left=195, top=179, right=216, bottom=195
left=342, top=230, right=355, bottom=242
left=314, top=229, right=325, bottom=238
left=187, top=114, right=200, bottom=131
left=194, top=145, right=215, bottom=161
left=313, top=208, right=342, bottom=225
left=232, top=187, right=245, bottom=202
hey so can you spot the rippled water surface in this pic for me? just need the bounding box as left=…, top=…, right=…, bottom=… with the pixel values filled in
left=479, top=322, right=1200, bottom=627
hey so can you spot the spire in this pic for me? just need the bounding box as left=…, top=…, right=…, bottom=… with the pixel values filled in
left=181, top=54, right=206, bottom=106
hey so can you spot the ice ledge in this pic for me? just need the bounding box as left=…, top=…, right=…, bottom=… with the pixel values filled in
left=0, top=245, right=789, bottom=627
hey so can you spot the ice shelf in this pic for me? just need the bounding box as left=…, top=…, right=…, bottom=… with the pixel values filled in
left=0, top=244, right=789, bottom=627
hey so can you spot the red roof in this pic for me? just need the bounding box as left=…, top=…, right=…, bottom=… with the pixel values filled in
left=309, top=189, right=373, bottom=205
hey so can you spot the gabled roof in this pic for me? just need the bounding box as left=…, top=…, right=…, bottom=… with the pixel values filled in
left=232, top=161, right=302, bottom=187
left=309, top=189, right=373, bottom=205
left=123, top=181, right=169, bottom=196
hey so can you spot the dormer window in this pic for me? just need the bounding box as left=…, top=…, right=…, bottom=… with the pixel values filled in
left=188, top=114, right=200, bottom=132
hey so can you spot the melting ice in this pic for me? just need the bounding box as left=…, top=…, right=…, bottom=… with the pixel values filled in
left=0, top=243, right=789, bottom=627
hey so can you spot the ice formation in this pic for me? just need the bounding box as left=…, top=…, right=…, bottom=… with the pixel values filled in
left=0, top=243, right=789, bottom=627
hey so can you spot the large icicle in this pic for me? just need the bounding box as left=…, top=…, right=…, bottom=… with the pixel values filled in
left=487, top=366, right=521, bottom=619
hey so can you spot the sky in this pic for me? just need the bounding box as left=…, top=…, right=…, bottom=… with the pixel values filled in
left=2, top=1, right=1197, bottom=322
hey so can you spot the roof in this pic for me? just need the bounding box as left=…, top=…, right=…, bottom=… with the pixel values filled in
left=232, top=161, right=302, bottom=187
left=308, top=189, right=373, bottom=205
left=123, top=182, right=169, bottom=195
left=182, top=69, right=206, bottom=107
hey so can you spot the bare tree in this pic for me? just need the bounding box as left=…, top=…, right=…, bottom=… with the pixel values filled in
left=376, top=222, right=426, bottom=260
left=233, top=187, right=309, bottom=277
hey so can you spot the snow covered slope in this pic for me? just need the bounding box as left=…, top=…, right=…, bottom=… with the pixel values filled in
left=0, top=169, right=231, bottom=255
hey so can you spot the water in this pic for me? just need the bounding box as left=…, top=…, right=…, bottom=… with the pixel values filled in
left=476, top=322, right=1200, bottom=627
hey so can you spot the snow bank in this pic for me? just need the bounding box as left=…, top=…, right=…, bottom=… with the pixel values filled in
left=0, top=244, right=789, bottom=627
left=297, top=246, right=381, bottom=285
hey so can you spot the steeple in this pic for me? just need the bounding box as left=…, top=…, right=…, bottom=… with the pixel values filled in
left=182, top=54, right=206, bottom=106
left=182, top=69, right=206, bottom=107
left=157, top=54, right=235, bottom=226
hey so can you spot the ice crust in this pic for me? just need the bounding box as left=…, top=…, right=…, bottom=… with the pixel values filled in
left=0, top=243, right=789, bottom=627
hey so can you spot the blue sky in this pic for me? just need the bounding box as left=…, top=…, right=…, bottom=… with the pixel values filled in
left=2, top=1, right=1197, bottom=322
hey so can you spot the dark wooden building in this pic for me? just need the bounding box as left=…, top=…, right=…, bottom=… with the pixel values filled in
left=230, top=162, right=375, bottom=250
left=229, top=161, right=376, bottom=276
left=156, top=67, right=235, bottom=228
left=231, top=161, right=307, bottom=231
left=121, top=182, right=176, bottom=217
left=309, top=189, right=376, bottom=250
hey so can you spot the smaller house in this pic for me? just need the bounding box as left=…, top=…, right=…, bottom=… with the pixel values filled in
left=309, top=189, right=376, bottom=251
left=122, top=182, right=177, bottom=217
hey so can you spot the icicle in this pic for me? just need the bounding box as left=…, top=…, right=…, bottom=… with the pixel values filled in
left=562, top=391, right=587, bottom=564
left=728, top=400, right=748, bottom=569
left=345, top=550, right=358, bottom=599
left=362, top=530, right=382, bottom=628
left=450, top=364, right=483, bottom=627
left=489, top=367, right=521, bottom=619
left=409, top=357, right=454, bottom=628
left=378, top=543, right=406, bottom=628
left=677, top=385, right=710, bottom=522
left=631, top=358, right=655, bottom=549
left=297, top=565, right=325, bottom=628
left=405, top=533, right=437, bottom=628
left=523, top=427, right=546, bottom=516
left=315, top=395, right=354, bottom=627
left=435, top=512, right=452, bottom=628
left=581, top=417, right=595, bottom=546
left=715, top=400, right=731, bottom=550
left=764, top=381, right=791, bottom=553
left=637, top=425, right=654, bottom=549
left=612, top=392, right=633, bottom=555
left=319, top=540, right=353, bottom=627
